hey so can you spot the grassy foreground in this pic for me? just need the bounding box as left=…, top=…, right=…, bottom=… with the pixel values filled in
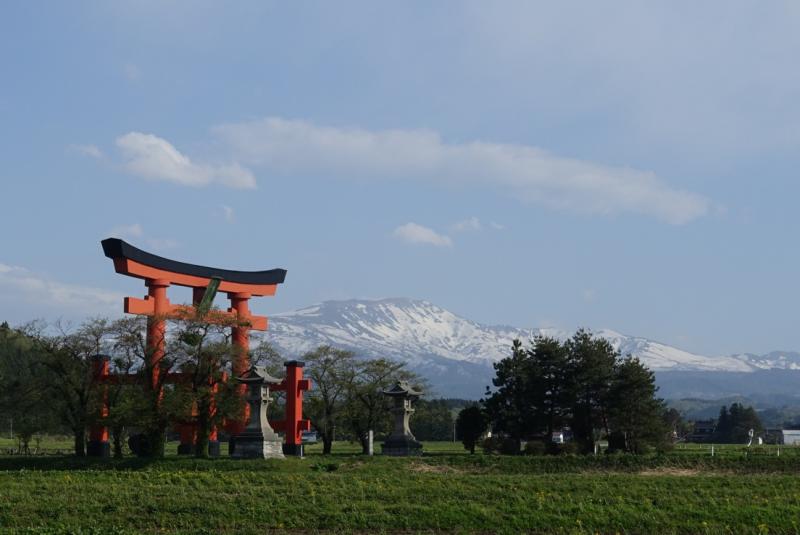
left=1, top=442, right=800, bottom=534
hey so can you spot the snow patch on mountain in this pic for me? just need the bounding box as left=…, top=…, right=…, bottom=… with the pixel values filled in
left=267, top=298, right=777, bottom=374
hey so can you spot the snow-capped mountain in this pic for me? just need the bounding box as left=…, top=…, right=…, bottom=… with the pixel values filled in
left=269, top=298, right=528, bottom=367
left=265, top=298, right=796, bottom=398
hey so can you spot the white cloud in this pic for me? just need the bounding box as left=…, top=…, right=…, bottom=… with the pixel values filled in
left=452, top=217, right=482, bottom=232
left=116, top=132, right=256, bottom=189
left=213, top=117, right=709, bottom=224
left=109, top=223, right=143, bottom=240
left=221, top=204, right=234, bottom=223
left=393, top=223, right=452, bottom=247
left=68, top=144, right=104, bottom=159
left=0, top=262, right=122, bottom=318
left=489, top=221, right=505, bottom=230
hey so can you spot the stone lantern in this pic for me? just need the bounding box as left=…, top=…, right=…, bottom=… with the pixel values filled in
left=231, top=365, right=284, bottom=459
left=381, top=381, right=423, bottom=456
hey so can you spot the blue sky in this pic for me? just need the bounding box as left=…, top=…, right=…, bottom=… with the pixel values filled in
left=1, top=1, right=799, bottom=356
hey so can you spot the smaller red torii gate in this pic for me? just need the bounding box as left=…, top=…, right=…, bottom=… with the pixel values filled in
left=88, top=238, right=311, bottom=457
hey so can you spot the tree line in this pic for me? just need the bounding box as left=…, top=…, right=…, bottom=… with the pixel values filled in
left=0, top=318, right=455, bottom=457
left=457, top=330, right=671, bottom=454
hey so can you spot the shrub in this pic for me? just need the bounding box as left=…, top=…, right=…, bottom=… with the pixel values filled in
left=480, top=436, right=500, bottom=454
left=499, top=437, right=521, bottom=455
left=524, top=440, right=547, bottom=456
left=481, top=435, right=521, bottom=455
left=547, top=442, right=578, bottom=455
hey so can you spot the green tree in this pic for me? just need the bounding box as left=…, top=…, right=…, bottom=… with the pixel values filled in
left=606, top=356, right=668, bottom=453
left=102, top=319, right=142, bottom=458
left=110, top=316, right=172, bottom=457
left=456, top=405, right=488, bottom=454
left=728, top=402, right=764, bottom=444
left=0, top=323, right=53, bottom=452
left=529, top=336, right=572, bottom=442
left=302, top=345, right=357, bottom=454
left=567, top=329, right=618, bottom=453
left=170, top=316, right=244, bottom=459
left=714, top=406, right=731, bottom=443
left=342, top=358, right=411, bottom=454
left=483, top=339, right=535, bottom=451
left=34, top=319, right=115, bottom=457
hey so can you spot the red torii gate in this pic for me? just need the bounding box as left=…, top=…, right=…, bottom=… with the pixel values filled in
left=89, top=238, right=311, bottom=457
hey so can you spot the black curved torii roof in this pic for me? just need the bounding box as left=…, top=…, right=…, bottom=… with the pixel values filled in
left=101, top=238, right=287, bottom=286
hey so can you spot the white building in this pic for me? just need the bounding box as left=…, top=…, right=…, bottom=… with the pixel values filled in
left=781, top=430, right=800, bottom=445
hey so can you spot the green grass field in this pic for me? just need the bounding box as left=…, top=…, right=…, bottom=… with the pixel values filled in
left=2, top=439, right=800, bottom=533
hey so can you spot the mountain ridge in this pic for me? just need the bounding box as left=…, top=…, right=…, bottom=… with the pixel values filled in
left=265, top=297, right=798, bottom=398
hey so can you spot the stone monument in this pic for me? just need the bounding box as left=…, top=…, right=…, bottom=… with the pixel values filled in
left=231, top=365, right=285, bottom=459
left=381, top=381, right=423, bottom=456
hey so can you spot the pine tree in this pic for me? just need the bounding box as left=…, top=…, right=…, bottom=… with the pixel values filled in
left=528, top=336, right=572, bottom=441
left=728, top=403, right=763, bottom=443
left=483, top=339, right=535, bottom=449
left=456, top=405, right=488, bottom=454
left=606, top=356, right=667, bottom=453
left=715, top=406, right=731, bottom=443
left=567, top=329, right=618, bottom=453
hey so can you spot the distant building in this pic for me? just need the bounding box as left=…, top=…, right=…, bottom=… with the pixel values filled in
left=781, top=430, right=800, bottom=445
left=688, top=419, right=716, bottom=443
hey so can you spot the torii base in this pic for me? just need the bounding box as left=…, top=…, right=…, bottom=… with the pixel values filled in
left=282, top=443, right=304, bottom=457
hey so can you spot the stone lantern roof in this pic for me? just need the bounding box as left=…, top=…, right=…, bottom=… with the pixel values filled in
left=236, top=365, right=281, bottom=385
left=382, top=380, right=422, bottom=398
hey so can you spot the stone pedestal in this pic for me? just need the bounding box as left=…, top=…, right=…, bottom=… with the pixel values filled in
left=234, top=432, right=284, bottom=458
left=382, top=434, right=422, bottom=456
left=231, top=366, right=284, bottom=459
left=381, top=381, right=423, bottom=456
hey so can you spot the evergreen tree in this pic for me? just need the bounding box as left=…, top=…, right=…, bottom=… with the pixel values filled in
left=606, top=357, right=668, bottom=453
left=715, top=406, right=731, bottom=442
left=713, top=403, right=764, bottom=443
left=528, top=336, right=572, bottom=441
left=483, top=339, right=535, bottom=449
left=456, top=405, right=488, bottom=454
left=728, top=402, right=763, bottom=443
left=567, top=329, right=618, bottom=453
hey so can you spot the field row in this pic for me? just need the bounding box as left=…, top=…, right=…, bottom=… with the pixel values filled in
left=2, top=460, right=799, bottom=533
